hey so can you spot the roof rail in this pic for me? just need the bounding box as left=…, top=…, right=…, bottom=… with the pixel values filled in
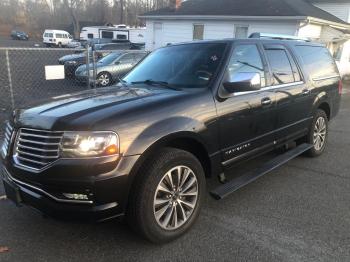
left=249, top=32, right=310, bottom=42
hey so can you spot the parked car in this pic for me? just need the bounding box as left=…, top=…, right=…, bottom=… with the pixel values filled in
left=10, top=30, right=29, bottom=40
left=75, top=51, right=148, bottom=86
left=94, top=42, right=137, bottom=51
left=58, top=50, right=103, bottom=77
left=43, top=29, right=73, bottom=47
left=1, top=37, right=342, bottom=243
left=66, top=40, right=82, bottom=49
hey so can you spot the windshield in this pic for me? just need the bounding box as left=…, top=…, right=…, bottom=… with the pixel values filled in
left=98, top=52, right=122, bottom=65
left=123, top=43, right=227, bottom=88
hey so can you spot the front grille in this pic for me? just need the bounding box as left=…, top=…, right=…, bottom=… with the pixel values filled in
left=13, top=128, right=63, bottom=170
left=1, top=122, right=13, bottom=158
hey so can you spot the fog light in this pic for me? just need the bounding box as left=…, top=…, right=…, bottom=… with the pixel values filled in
left=63, top=193, right=89, bottom=200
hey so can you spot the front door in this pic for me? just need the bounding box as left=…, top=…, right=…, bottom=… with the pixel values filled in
left=216, top=43, right=277, bottom=167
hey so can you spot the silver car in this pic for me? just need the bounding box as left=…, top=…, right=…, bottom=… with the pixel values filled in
left=75, top=51, right=148, bottom=87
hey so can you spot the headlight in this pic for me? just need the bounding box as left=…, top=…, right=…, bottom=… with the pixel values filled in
left=60, top=131, right=119, bottom=158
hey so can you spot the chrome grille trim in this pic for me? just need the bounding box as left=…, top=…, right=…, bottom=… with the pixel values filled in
left=1, top=122, right=13, bottom=158
left=13, top=128, right=63, bottom=171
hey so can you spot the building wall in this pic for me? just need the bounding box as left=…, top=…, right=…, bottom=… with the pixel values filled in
left=313, top=3, right=350, bottom=23
left=145, top=19, right=298, bottom=50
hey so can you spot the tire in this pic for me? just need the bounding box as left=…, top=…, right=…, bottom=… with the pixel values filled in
left=58, top=42, right=62, bottom=48
left=304, top=109, right=329, bottom=157
left=127, top=148, right=206, bottom=243
left=97, top=72, right=112, bottom=87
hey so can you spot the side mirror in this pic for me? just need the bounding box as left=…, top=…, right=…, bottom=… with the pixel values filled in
left=223, top=72, right=261, bottom=93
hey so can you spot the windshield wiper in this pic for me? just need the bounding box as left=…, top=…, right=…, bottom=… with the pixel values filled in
left=118, top=77, right=128, bottom=87
left=131, top=79, right=181, bottom=91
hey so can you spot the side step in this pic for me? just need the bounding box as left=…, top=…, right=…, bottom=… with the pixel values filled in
left=210, top=143, right=313, bottom=200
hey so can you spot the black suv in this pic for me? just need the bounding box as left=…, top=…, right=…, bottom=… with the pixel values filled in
left=1, top=38, right=342, bottom=243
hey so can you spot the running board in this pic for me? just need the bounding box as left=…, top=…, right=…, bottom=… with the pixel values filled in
left=210, top=143, right=313, bottom=200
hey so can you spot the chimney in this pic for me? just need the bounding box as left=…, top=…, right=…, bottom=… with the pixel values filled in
left=175, top=0, right=182, bottom=9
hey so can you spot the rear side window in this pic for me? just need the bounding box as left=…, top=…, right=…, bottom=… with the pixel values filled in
left=265, top=49, right=295, bottom=85
left=295, top=46, right=338, bottom=80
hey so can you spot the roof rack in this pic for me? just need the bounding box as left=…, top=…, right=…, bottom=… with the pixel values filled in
left=249, top=33, right=310, bottom=42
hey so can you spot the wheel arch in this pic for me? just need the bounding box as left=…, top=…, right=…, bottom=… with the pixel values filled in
left=124, top=131, right=214, bottom=211
left=312, top=91, right=331, bottom=120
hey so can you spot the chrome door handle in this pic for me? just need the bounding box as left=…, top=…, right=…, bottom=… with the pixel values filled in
left=302, top=89, right=311, bottom=95
left=261, top=97, right=272, bottom=106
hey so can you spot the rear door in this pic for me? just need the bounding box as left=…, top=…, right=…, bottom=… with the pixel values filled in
left=263, top=44, right=313, bottom=142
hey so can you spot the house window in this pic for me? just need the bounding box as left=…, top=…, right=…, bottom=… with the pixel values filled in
left=235, top=26, right=249, bottom=39
left=333, top=42, right=344, bottom=61
left=193, top=24, right=204, bottom=40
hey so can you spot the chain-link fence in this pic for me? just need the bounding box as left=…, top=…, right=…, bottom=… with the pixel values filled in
left=0, top=45, right=148, bottom=131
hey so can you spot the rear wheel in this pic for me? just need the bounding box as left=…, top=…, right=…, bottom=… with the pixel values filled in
left=304, top=109, right=329, bottom=157
left=127, top=148, right=205, bottom=243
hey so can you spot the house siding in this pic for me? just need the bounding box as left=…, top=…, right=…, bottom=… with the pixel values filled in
left=144, top=19, right=298, bottom=50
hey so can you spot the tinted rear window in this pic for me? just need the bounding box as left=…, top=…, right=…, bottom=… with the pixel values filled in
left=295, top=46, right=338, bottom=79
left=266, top=49, right=295, bottom=85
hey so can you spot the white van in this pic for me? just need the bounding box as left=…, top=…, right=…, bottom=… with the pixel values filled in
left=43, top=30, right=73, bottom=47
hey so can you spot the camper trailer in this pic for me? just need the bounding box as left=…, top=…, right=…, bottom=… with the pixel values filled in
left=80, top=25, right=146, bottom=44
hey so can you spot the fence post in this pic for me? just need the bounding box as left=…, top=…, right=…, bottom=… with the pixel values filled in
left=86, top=43, right=90, bottom=89
left=5, top=49, right=15, bottom=110
left=92, top=45, right=97, bottom=89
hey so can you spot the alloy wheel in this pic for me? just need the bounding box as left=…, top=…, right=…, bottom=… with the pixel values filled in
left=153, top=165, right=198, bottom=230
left=313, top=116, right=327, bottom=151
left=98, top=73, right=110, bottom=86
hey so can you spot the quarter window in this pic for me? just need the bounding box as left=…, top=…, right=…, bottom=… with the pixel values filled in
left=265, top=49, right=295, bottom=85
left=295, top=45, right=338, bottom=79
left=227, top=44, right=266, bottom=88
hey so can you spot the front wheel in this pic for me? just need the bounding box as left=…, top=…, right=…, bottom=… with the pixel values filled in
left=305, top=109, right=329, bottom=157
left=127, top=148, right=206, bottom=243
left=97, top=72, right=112, bottom=87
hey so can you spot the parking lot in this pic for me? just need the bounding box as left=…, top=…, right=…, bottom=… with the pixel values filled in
left=0, top=84, right=349, bottom=261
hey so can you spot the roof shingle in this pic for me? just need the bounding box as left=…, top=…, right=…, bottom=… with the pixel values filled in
left=141, top=0, right=348, bottom=24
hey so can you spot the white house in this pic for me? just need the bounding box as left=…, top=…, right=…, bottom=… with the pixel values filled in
left=140, top=0, right=350, bottom=76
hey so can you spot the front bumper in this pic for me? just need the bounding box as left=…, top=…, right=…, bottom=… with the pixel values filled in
left=1, top=154, right=140, bottom=222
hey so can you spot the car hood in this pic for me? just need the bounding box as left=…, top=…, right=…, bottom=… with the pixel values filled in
left=14, top=86, right=182, bottom=130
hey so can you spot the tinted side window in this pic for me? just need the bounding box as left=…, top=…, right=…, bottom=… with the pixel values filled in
left=266, top=49, right=295, bottom=85
left=101, top=31, right=114, bottom=39
left=119, top=54, right=135, bottom=64
left=295, top=46, right=338, bottom=79
left=227, top=44, right=266, bottom=87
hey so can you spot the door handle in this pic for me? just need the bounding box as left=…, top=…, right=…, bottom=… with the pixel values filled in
left=261, top=97, right=272, bottom=106
left=302, top=89, right=311, bottom=95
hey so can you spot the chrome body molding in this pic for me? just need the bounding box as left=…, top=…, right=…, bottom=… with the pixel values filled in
left=2, top=167, right=93, bottom=205
left=233, top=81, right=305, bottom=96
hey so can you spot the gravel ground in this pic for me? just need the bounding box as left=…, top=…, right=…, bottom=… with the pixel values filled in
left=0, top=85, right=349, bottom=262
